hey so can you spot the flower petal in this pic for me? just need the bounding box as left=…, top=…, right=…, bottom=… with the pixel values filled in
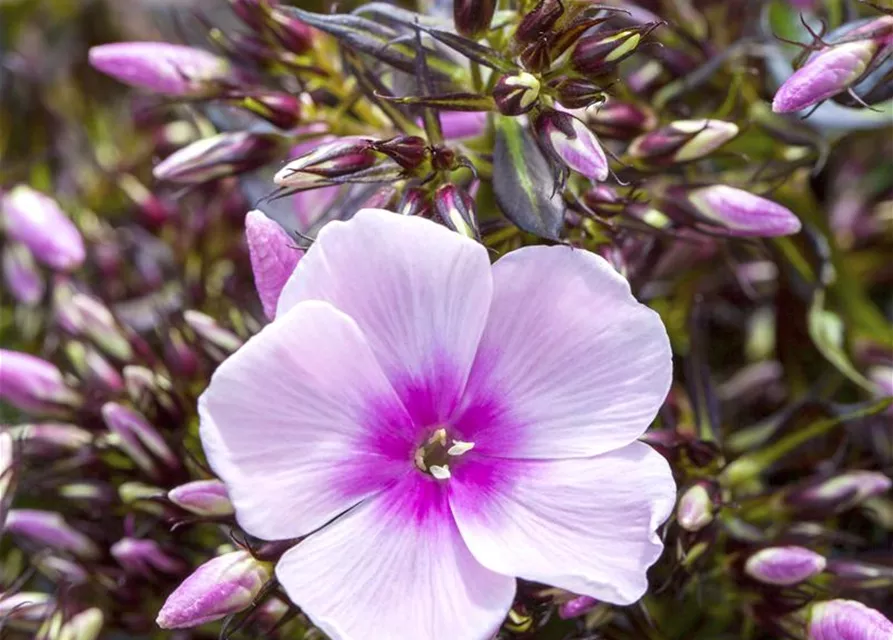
left=245, top=210, right=302, bottom=319
left=455, top=245, right=671, bottom=459
left=199, top=300, right=415, bottom=540
left=277, top=209, right=493, bottom=424
left=276, top=475, right=515, bottom=640
left=450, top=442, right=675, bottom=605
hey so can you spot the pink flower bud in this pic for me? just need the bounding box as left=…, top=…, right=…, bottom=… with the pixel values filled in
left=791, top=471, right=892, bottom=512
left=536, top=110, right=609, bottom=181
left=1, top=186, right=85, bottom=271
left=235, top=91, right=302, bottom=130
left=585, top=99, right=657, bottom=140
left=807, top=599, right=893, bottom=640
left=168, top=479, right=234, bottom=517
left=745, top=546, right=826, bottom=586
left=268, top=8, right=315, bottom=54
left=153, top=132, right=286, bottom=184
left=0, top=350, right=81, bottom=415
left=558, top=595, right=599, bottom=619
left=273, top=137, right=377, bottom=188
left=684, top=185, right=802, bottom=237
left=64, top=293, right=133, bottom=361
left=11, top=423, right=92, bottom=453
left=677, top=483, right=714, bottom=532
left=5, top=509, right=100, bottom=559
left=245, top=210, right=302, bottom=319
left=156, top=550, right=271, bottom=629
left=111, top=538, right=187, bottom=577
left=0, top=592, right=54, bottom=623
left=493, top=72, right=541, bottom=115
left=628, top=119, right=738, bottom=163
left=101, top=402, right=178, bottom=475
left=2, top=243, right=44, bottom=305
left=88, top=42, right=232, bottom=96
left=827, top=559, right=893, bottom=589
left=434, top=184, right=479, bottom=239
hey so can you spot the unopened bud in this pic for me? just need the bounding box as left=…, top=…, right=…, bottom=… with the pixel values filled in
left=585, top=99, right=657, bottom=140
left=101, top=402, right=178, bottom=474
left=520, top=39, right=552, bottom=72
left=35, top=556, right=89, bottom=585
left=3, top=243, right=45, bottom=305
left=826, top=559, right=893, bottom=590
left=184, top=310, right=243, bottom=356
left=453, top=0, right=496, bottom=39
left=677, top=483, right=715, bottom=532
left=88, top=42, right=233, bottom=96
left=398, top=188, right=432, bottom=217
left=5, top=509, right=100, bottom=559
left=516, top=0, right=563, bottom=44
left=111, top=538, right=187, bottom=577
left=372, top=136, right=428, bottom=169
left=0, top=431, right=13, bottom=527
left=554, top=78, right=604, bottom=110
left=64, top=343, right=124, bottom=393
left=168, top=479, right=234, bottom=517
left=245, top=210, right=302, bottom=319
left=153, top=132, right=285, bottom=184
left=678, top=185, right=802, bottom=237
left=493, top=72, right=541, bottom=115
left=744, top=546, right=826, bottom=586
left=572, top=26, right=651, bottom=76
left=628, top=119, right=739, bottom=163
left=789, top=471, right=892, bottom=513
left=10, top=423, right=92, bottom=454
left=274, top=137, right=377, bottom=188
left=805, top=599, right=893, bottom=640
left=56, top=608, right=103, bottom=640
left=558, top=595, right=599, bottom=619
left=156, top=550, right=271, bottom=629
left=434, top=184, right=479, bottom=239
left=0, top=350, right=81, bottom=415
left=268, top=8, right=315, bottom=54
left=234, top=91, right=302, bottom=130
left=536, top=110, right=609, bottom=181
left=0, top=592, right=55, bottom=623
left=63, top=293, right=133, bottom=361
left=1, top=186, right=85, bottom=271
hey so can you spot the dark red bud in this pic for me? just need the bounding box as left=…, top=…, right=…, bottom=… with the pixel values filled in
left=585, top=99, right=657, bottom=140
left=572, top=26, right=649, bottom=76
left=453, top=0, right=497, bottom=39
left=237, top=91, right=302, bottom=130
left=372, top=136, right=428, bottom=169
left=398, top=188, right=432, bottom=217
left=520, top=39, right=552, bottom=72
left=515, top=0, right=564, bottom=44
left=554, top=78, right=604, bottom=109
left=434, top=184, right=479, bottom=238
left=493, top=72, right=541, bottom=115
left=269, top=9, right=314, bottom=54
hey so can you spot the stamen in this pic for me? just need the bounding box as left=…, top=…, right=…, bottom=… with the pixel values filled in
left=427, top=428, right=447, bottom=446
left=429, top=465, right=451, bottom=480
left=447, top=440, right=475, bottom=456
left=414, top=447, right=427, bottom=471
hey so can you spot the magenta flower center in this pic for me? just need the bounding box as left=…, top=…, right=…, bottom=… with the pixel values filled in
left=412, top=426, right=475, bottom=480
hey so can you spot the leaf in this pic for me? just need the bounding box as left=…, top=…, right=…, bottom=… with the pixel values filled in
left=492, top=115, right=565, bottom=240
left=380, top=92, right=496, bottom=111
left=387, top=22, right=516, bottom=73
left=807, top=291, right=877, bottom=392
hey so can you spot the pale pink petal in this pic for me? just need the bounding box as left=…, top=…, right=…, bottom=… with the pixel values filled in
left=277, top=209, right=493, bottom=423
left=450, top=442, right=675, bottom=605
left=245, top=210, right=302, bottom=319
left=276, top=474, right=515, bottom=640
left=199, top=300, right=415, bottom=540
left=455, top=245, right=671, bottom=459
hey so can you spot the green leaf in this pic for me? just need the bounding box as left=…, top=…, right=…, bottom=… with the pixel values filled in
left=492, top=115, right=564, bottom=240
left=381, top=92, right=496, bottom=111
left=807, top=291, right=877, bottom=392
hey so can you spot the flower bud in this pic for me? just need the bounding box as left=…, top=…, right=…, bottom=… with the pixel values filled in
left=64, top=343, right=124, bottom=393
left=677, top=483, right=715, bottom=532
left=558, top=595, right=599, bottom=619
left=168, top=479, right=234, bottom=517
left=827, top=559, right=893, bottom=590
left=789, top=471, right=892, bottom=513
left=0, top=592, right=55, bottom=623
left=268, top=8, right=315, bottom=54
left=453, top=0, right=496, bottom=39
left=232, top=0, right=271, bottom=31
left=111, top=538, right=187, bottom=577
left=5, top=509, right=100, bottom=559
left=10, top=423, right=92, bottom=454
left=679, top=185, right=802, bottom=237
left=0, top=431, right=13, bottom=527
left=572, top=26, right=650, bottom=76
left=35, top=555, right=89, bottom=585
left=156, top=550, right=271, bottom=629
left=515, top=0, right=563, bottom=44
left=101, top=402, right=178, bottom=474
left=88, top=42, right=232, bottom=96
left=64, top=294, right=133, bottom=361
left=235, top=91, right=302, bottom=130
left=745, top=546, right=826, bottom=586
left=535, top=110, right=609, bottom=181
left=554, top=78, right=604, bottom=110
left=398, top=188, right=432, bottom=217
left=3, top=243, right=45, bottom=305
left=372, top=136, right=427, bottom=170
left=273, top=137, right=377, bottom=188
left=493, top=72, right=541, bottom=115
left=184, top=310, right=243, bottom=356
left=585, top=99, right=657, bottom=140
left=0, top=350, right=81, bottom=415
left=806, top=599, right=893, bottom=640
left=56, top=608, right=103, bottom=640
left=627, top=119, right=739, bottom=164
left=153, top=132, right=286, bottom=184
left=245, top=210, right=302, bottom=319
left=1, top=186, right=85, bottom=271
left=440, top=111, right=487, bottom=141
left=434, top=184, right=479, bottom=239
left=520, top=39, right=552, bottom=73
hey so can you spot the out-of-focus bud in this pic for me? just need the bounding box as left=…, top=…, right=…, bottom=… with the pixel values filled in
left=156, top=550, right=271, bottom=629
left=789, top=471, right=892, bottom=513
left=827, top=559, right=893, bottom=590
left=111, top=538, right=187, bottom=577
left=269, top=8, right=315, bottom=54
left=515, top=0, right=563, bottom=44
left=554, top=78, right=603, bottom=110
left=585, top=99, right=657, bottom=140
left=493, top=72, right=541, bottom=116
left=3, top=243, right=44, bottom=305
left=744, top=546, right=826, bottom=586
left=101, top=402, right=178, bottom=475
left=0, top=592, right=55, bottom=623
left=10, top=423, right=92, bottom=454
left=434, top=184, right=479, bottom=239
left=398, top=188, right=431, bottom=217
left=373, top=136, right=428, bottom=170
left=582, top=185, right=626, bottom=217
left=153, top=132, right=286, bottom=184
left=805, top=599, right=893, bottom=639
left=0, top=351, right=81, bottom=415
left=773, top=16, right=893, bottom=113
left=234, top=91, right=302, bottom=130
left=164, top=329, right=199, bottom=378
left=677, top=482, right=715, bottom=532
left=1, top=186, right=85, bottom=271
left=453, top=0, right=496, bottom=39
left=55, top=608, right=103, bottom=640
left=572, top=26, right=652, bottom=76
left=122, top=365, right=179, bottom=419
left=168, top=479, right=234, bottom=517
left=232, top=0, right=271, bottom=31
left=558, top=595, right=599, bottom=619
left=627, top=119, right=739, bottom=164
left=674, top=185, right=802, bottom=237
left=64, top=293, right=133, bottom=361
left=535, top=110, right=609, bottom=181
left=184, top=310, right=243, bottom=357
left=245, top=210, right=302, bottom=320
left=273, top=137, right=376, bottom=188
left=35, top=555, right=89, bottom=585
left=88, top=42, right=233, bottom=96
left=5, top=509, right=100, bottom=559
left=64, top=343, right=124, bottom=393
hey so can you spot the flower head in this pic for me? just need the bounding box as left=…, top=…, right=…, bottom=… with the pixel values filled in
left=200, top=209, right=675, bottom=640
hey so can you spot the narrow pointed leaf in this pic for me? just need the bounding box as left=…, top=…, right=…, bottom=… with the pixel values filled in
left=392, top=23, right=516, bottom=72
left=492, top=115, right=564, bottom=240
left=381, top=92, right=496, bottom=111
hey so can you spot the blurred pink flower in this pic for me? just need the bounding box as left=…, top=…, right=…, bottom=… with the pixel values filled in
left=200, top=209, right=675, bottom=640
